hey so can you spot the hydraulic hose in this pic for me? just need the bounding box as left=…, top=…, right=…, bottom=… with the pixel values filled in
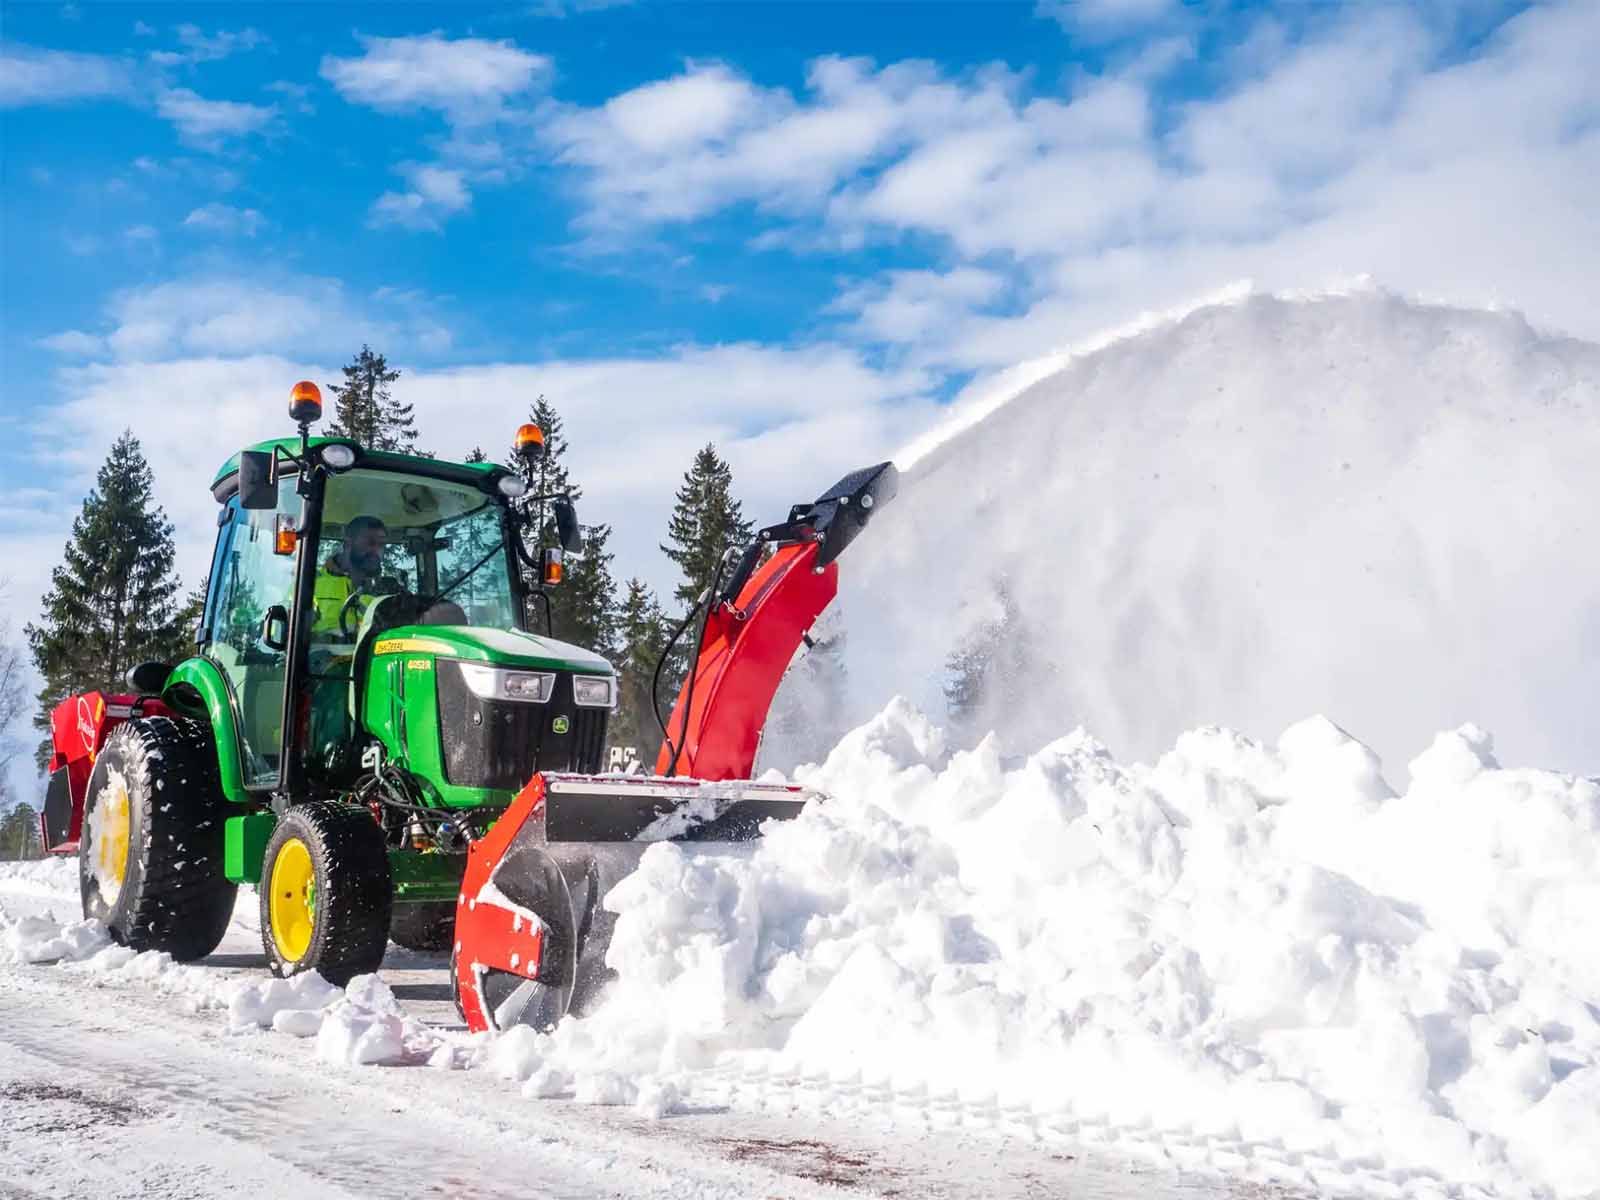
left=651, top=548, right=733, bottom=778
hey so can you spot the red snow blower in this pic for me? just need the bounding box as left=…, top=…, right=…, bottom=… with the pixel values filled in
left=453, top=461, right=898, bottom=1031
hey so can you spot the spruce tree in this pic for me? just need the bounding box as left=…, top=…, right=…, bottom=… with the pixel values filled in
left=610, top=578, right=671, bottom=765
left=26, top=432, right=190, bottom=767
left=554, top=522, right=618, bottom=658
left=660, top=443, right=755, bottom=612
left=0, top=802, right=42, bottom=860
left=327, top=345, right=417, bottom=453
left=464, top=446, right=488, bottom=464
left=506, top=396, right=617, bottom=652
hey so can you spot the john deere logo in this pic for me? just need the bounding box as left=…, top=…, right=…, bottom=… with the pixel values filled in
left=551, top=716, right=570, bottom=735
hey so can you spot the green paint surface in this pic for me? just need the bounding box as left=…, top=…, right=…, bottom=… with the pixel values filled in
left=389, top=849, right=463, bottom=904
left=224, top=811, right=276, bottom=884
left=164, top=657, right=251, bottom=804
left=374, top=623, right=614, bottom=675
left=212, top=438, right=501, bottom=491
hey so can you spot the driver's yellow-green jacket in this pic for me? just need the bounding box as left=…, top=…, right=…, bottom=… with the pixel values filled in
left=311, top=566, right=368, bottom=638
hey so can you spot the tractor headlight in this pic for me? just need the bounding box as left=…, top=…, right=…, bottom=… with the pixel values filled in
left=457, top=662, right=555, bottom=704
left=496, top=474, right=528, bottom=498
left=571, top=675, right=616, bottom=708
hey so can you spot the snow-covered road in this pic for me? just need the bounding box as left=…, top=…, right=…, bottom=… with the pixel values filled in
left=0, top=861, right=1265, bottom=1200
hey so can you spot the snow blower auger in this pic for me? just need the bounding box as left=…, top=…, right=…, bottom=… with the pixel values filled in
left=39, top=378, right=895, bottom=1011
left=454, top=458, right=898, bottom=1032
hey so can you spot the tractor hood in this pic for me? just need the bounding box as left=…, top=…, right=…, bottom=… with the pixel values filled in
left=369, top=625, right=614, bottom=675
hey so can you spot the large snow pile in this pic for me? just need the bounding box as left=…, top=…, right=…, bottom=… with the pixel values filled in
left=794, top=286, right=1600, bottom=776
left=526, top=701, right=1600, bottom=1198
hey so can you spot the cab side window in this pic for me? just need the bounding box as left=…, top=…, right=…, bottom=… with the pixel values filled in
left=205, top=494, right=298, bottom=786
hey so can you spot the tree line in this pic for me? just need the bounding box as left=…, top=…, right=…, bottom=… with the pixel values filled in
left=4, top=346, right=756, bottom=827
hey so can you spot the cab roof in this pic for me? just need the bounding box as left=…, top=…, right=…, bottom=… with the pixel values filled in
left=212, top=437, right=503, bottom=496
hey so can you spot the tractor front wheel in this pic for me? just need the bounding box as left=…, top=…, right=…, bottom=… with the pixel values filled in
left=260, top=803, right=392, bottom=987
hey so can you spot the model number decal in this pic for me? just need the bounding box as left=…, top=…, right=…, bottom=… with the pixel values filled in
left=374, top=637, right=450, bottom=656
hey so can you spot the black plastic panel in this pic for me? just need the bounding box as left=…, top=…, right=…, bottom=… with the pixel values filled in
left=436, top=660, right=608, bottom=788
left=42, top=766, right=74, bottom=851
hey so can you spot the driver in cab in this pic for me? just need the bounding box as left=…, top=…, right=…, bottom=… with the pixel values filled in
left=312, top=515, right=389, bottom=640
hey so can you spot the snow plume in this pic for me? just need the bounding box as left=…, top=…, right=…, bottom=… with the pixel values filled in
left=789, top=286, right=1600, bottom=776
left=548, top=700, right=1600, bottom=1196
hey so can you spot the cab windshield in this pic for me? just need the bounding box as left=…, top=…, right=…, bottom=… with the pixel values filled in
left=316, top=468, right=520, bottom=638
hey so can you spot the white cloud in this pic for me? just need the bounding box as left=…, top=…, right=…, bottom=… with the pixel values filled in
left=149, top=24, right=268, bottom=68
left=266, top=79, right=315, bottom=114
left=1035, top=0, right=1179, bottom=36
left=42, top=273, right=452, bottom=363
left=0, top=43, right=133, bottom=106
left=532, top=0, right=639, bottom=15
left=831, top=267, right=1008, bottom=347
left=183, top=203, right=265, bottom=237
left=544, top=57, right=926, bottom=230
left=37, top=329, right=106, bottom=356
left=324, top=33, right=550, bottom=232
left=156, top=87, right=276, bottom=148
left=321, top=33, right=548, bottom=119
left=369, top=165, right=472, bottom=232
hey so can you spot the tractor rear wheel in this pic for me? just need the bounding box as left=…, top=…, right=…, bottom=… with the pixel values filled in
left=260, top=803, right=392, bottom=987
left=389, top=901, right=455, bottom=953
left=79, top=717, right=237, bottom=961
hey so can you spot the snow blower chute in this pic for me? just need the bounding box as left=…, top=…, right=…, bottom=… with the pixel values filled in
left=454, top=460, right=898, bottom=1032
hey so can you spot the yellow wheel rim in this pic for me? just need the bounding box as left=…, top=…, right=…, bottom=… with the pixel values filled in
left=268, top=838, right=317, bottom=963
left=92, top=779, right=131, bottom=903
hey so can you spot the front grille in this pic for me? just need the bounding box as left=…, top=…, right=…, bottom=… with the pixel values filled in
left=436, top=660, right=610, bottom=787
left=571, top=707, right=607, bottom=774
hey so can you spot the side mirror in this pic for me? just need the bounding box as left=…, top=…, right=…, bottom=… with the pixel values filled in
left=261, top=605, right=289, bottom=653
left=552, top=497, right=583, bottom=553
left=126, top=661, right=171, bottom=696
left=239, top=450, right=278, bottom=510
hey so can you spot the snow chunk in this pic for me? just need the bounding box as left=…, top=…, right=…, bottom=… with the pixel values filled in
left=1, top=913, right=111, bottom=964
left=315, top=975, right=436, bottom=1067
left=228, top=972, right=342, bottom=1033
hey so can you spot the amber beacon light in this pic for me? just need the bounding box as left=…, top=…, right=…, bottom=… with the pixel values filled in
left=289, top=380, right=322, bottom=424
left=515, top=423, right=546, bottom=463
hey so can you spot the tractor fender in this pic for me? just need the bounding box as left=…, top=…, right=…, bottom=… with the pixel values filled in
left=163, top=657, right=252, bottom=804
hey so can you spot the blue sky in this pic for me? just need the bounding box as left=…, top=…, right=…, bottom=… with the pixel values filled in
left=3, top=0, right=1599, bottom=791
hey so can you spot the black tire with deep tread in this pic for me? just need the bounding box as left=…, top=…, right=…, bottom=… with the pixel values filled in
left=389, top=900, right=455, bottom=953
left=260, top=803, right=392, bottom=986
left=79, top=716, right=237, bottom=961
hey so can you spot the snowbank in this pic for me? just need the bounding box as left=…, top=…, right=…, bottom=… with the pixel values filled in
left=526, top=701, right=1600, bottom=1197
left=794, top=287, right=1600, bottom=778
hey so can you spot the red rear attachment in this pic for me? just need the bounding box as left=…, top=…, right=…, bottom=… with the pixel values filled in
left=42, top=691, right=172, bottom=854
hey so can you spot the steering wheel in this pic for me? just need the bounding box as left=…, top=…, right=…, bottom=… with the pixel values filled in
left=337, top=577, right=412, bottom=639
left=338, top=591, right=367, bottom=640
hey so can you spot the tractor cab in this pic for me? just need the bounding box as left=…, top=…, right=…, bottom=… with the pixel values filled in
left=194, top=384, right=608, bottom=811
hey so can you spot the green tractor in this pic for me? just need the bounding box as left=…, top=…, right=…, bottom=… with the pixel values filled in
left=52, top=381, right=614, bottom=983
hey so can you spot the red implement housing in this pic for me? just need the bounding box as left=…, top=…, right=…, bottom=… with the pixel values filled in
left=453, top=460, right=898, bottom=1033
left=41, top=691, right=171, bottom=854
